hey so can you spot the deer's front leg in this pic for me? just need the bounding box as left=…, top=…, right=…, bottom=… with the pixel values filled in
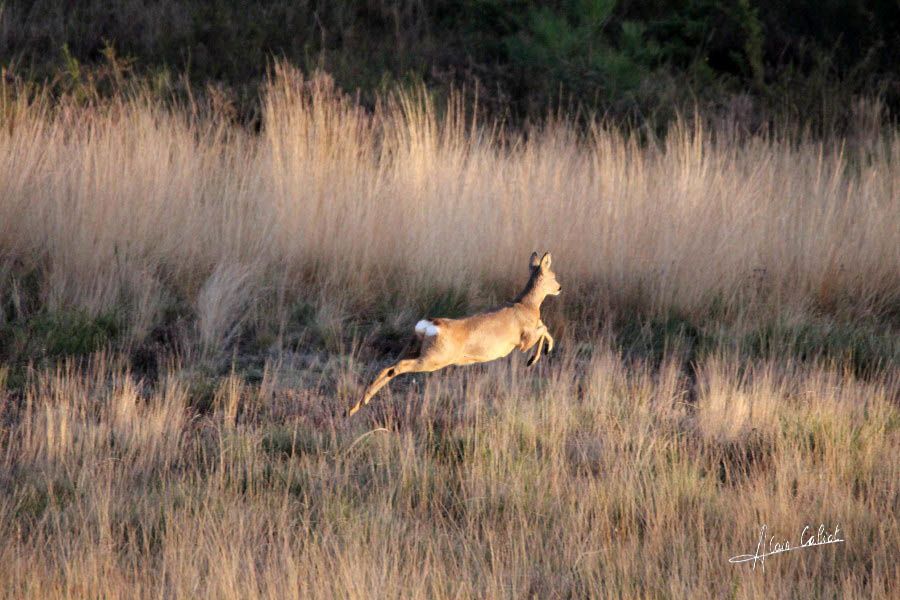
left=524, top=323, right=550, bottom=367
left=526, top=336, right=545, bottom=367
left=543, top=330, right=554, bottom=353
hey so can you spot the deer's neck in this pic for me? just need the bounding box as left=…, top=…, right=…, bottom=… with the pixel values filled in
left=514, top=279, right=545, bottom=317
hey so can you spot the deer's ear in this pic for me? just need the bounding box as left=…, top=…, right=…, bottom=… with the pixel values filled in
left=529, top=252, right=540, bottom=269
left=540, top=252, right=552, bottom=270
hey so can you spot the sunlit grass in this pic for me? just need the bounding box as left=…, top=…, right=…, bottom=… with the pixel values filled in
left=1, top=65, right=897, bottom=362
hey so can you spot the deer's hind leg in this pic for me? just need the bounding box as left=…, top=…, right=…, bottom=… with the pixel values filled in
left=347, top=356, right=447, bottom=416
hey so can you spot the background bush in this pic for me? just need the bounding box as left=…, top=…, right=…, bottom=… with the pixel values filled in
left=2, top=0, right=898, bottom=127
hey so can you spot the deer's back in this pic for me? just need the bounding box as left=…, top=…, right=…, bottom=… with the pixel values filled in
left=426, top=306, right=535, bottom=363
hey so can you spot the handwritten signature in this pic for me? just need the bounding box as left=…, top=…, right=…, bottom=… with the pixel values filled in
left=729, top=524, right=845, bottom=569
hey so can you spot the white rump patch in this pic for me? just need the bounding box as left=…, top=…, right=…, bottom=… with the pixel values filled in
left=415, top=319, right=440, bottom=337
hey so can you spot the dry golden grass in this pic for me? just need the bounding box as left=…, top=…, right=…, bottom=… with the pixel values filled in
left=1, top=65, right=897, bottom=347
left=0, top=65, right=898, bottom=597
left=0, top=350, right=897, bottom=598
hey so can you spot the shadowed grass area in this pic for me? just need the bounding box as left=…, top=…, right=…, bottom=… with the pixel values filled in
left=0, top=310, right=121, bottom=358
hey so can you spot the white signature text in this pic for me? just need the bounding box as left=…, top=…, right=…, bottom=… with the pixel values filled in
left=729, top=524, right=844, bottom=569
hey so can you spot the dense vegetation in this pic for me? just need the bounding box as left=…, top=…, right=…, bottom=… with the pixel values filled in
left=3, top=1, right=899, bottom=127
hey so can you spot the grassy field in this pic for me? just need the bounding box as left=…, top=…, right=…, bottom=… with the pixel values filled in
left=0, top=66, right=898, bottom=597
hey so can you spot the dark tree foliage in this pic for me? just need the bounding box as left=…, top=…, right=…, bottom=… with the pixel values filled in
left=1, top=1, right=897, bottom=126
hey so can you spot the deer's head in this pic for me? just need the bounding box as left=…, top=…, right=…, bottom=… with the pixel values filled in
left=529, top=251, right=562, bottom=296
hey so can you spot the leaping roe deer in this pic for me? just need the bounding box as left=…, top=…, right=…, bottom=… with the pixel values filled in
left=347, top=252, right=561, bottom=416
